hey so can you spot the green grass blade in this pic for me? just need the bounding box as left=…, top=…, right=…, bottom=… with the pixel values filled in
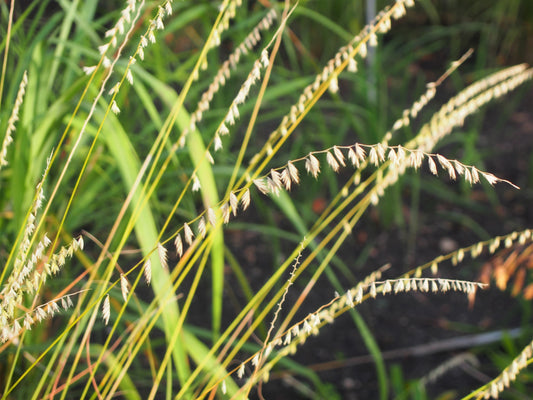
left=99, top=112, right=192, bottom=385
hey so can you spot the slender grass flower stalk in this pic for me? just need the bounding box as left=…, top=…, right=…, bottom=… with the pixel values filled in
left=0, top=71, right=27, bottom=170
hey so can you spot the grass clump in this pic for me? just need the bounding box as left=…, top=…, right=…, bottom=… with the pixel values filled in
left=1, top=0, right=532, bottom=399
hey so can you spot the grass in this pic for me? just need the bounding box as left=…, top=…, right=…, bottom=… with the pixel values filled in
left=1, top=0, right=533, bottom=399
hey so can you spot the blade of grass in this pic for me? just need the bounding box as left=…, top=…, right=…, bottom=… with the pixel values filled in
left=98, top=111, right=192, bottom=384
left=186, top=127, right=225, bottom=341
